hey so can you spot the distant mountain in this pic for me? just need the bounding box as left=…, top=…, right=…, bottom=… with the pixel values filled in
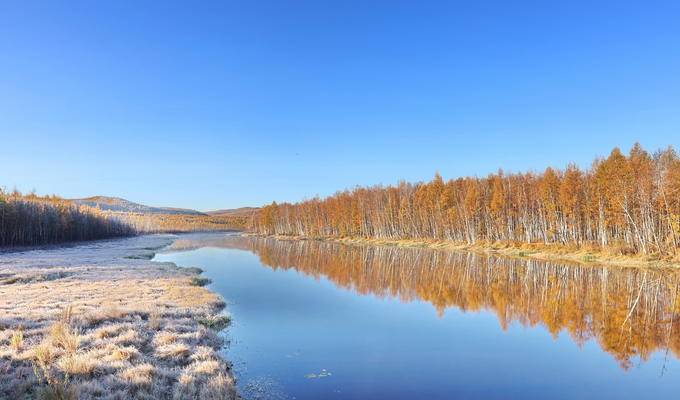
left=206, top=207, right=259, bottom=217
left=71, top=196, right=206, bottom=216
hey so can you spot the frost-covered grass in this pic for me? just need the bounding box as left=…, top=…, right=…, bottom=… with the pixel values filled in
left=0, top=235, right=236, bottom=399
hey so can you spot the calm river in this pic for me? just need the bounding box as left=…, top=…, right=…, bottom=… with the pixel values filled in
left=154, top=233, right=680, bottom=399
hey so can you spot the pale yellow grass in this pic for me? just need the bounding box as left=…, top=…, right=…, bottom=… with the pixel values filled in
left=255, top=233, right=680, bottom=269
left=0, top=235, right=236, bottom=399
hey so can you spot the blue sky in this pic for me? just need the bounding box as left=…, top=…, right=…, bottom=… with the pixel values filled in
left=1, top=1, right=679, bottom=211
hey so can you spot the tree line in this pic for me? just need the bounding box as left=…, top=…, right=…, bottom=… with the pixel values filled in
left=0, top=190, right=134, bottom=246
left=0, top=191, right=246, bottom=247
left=114, top=212, right=247, bottom=233
left=250, top=144, right=680, bottom=255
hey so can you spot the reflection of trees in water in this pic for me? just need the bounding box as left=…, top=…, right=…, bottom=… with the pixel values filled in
left=213, top=236, right=680, bottom=369
left=165, top=233, right=245, bottom=252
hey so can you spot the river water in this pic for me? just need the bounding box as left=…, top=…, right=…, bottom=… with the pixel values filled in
left=154, top=232, right=680, bottom=399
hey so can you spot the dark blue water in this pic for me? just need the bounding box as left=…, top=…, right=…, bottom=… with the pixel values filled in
left=155, top=233, right=680, bottom=399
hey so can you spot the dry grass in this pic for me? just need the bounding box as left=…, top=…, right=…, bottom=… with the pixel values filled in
left=50, top=322, right=80, bottom=354
left=153, top=331, right=178, bottom=346
left=197, top=314, right=232, bottom=331
left=0, top=235, right=236, bottom=399
left=155, top=343, right=190, bottom=361
left=148, top=311, right=162, bottom=331
left=33, top=340, right=56, bottom=382
left=10, top=328, right=24, bottom=352
left=106, top=345, right=139, bottom=362
left=58, top=353, right=97, bottom=376
left=36, top=382, right=77, bottom=400
left=119, top=362, right=155, bottom=386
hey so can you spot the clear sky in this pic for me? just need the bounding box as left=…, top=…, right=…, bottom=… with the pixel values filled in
left=1, top=1, right=679, bottom=211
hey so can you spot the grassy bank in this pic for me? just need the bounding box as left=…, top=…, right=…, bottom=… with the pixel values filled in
left=247, top=234, right=680, bottom=269
left=0, top=235, right=236, bottom=399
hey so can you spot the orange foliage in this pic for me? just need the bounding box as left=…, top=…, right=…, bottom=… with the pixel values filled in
left=251, top=144, right=680, bottom=255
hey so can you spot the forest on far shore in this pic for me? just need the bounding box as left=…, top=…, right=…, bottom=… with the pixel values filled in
left=0, top=191, right=247, bottom=247
left=250, top=144, right=680, bottom=256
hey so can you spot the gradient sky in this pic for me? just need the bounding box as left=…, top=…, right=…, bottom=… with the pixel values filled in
left=1, top=1, right=679, bottom=211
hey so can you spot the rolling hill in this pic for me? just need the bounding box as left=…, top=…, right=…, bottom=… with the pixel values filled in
left=71, top=196, right=206, bottom=216
left=206, top=207, right=259, bottom=217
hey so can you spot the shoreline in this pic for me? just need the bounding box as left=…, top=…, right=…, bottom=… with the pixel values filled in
left=0, top=234, right=236, bottom=399
left=0, top=229, right=243, bottom=255
left=245, top=233, right=680, bottom=270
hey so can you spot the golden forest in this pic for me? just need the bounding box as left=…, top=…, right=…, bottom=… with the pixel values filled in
left=250, top=144, right=680, bottom=256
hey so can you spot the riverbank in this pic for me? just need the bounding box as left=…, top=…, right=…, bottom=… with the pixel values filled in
left=0, top=235, right=236, bottom=399
left=246, top=234, right=680, bottom=269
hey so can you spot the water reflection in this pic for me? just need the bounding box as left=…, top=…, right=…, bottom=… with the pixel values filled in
left=171, top=234, right=680, bottom=369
